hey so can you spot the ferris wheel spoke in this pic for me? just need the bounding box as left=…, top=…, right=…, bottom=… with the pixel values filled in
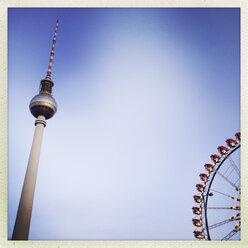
left=208, top=217, right=237, bottom=230
left=234, top=221, right=241, bottom=230
left=226, top=167, right=234, bottom=178
left=235, top=187, right=241, bottom=194
left=210, top=189, right=240, bottom=201
left=227, top=156, right=240, bottom=177
left=230, top=213, right=241, bottom=220
left=221, top=227, right=240, bottom=241
left=234, top=177, right=240, bottom=186
left=222, top=163, right=232, bottom=176
left=206, top=206, right=240, bottom=210
left=215, top=170, right=240, bottom=190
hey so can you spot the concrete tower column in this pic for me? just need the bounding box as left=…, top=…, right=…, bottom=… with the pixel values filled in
left=12, top=115, right=46, bottom=240
left=12, top=20, right=58, bottom=240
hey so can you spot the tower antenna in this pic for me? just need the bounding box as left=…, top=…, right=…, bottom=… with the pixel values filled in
left=46, top=20, right=59, bottom=79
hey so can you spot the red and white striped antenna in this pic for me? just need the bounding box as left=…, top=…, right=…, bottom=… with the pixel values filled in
left=46, top=20, right=59, bottom=79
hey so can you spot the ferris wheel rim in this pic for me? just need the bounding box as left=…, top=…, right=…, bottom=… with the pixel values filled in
left=203, top=143, right=241, bottom=240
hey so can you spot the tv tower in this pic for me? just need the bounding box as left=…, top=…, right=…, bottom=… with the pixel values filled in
left=12, top=20, right=59, bottom=240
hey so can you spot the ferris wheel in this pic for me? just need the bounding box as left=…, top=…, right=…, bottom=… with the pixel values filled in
left=192, top=132, right=241, bottom=240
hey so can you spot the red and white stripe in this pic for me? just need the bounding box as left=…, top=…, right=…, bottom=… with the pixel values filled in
left=46, top=20, right=59, bottom=78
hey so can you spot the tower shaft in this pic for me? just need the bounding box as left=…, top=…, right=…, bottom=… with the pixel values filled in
left=12, top=116, right=46, bottom=240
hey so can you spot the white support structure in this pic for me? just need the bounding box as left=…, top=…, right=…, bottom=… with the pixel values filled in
left=12, top=115, right=46, bottom=240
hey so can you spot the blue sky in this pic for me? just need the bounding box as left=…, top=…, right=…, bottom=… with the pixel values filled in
left=8, top=8, right=240, bottom=240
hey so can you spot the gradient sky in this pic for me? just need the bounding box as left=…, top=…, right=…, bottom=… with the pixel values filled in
left=8, top=8, right=240, bottom=240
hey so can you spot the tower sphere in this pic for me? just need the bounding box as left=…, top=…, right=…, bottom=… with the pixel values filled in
left=29, top=93, right=57, bottom=120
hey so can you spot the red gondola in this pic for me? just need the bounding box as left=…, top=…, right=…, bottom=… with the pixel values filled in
left=204, top=163, right=215, bottom=172
left=194, top=230, right=204, bottom=239
left=235, top=132, right=241, bottom=142
left=200, top=173, right=209, bottom=182
left=218, top=146, right=228, bottom=155
left=210, top=154, right=221, bottom=163
left=192, top=218, right=202, bottom=227
left=196, top=184, right=205, bottom=193
left=226, top=138, right=237, bottom=148
left=193, top=195, right=202, bottom=203
left=192, top=206, right=201, bottom=215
